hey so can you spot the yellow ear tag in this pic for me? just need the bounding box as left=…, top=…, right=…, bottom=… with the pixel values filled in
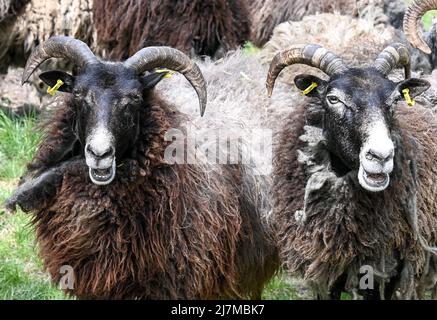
left=402, top=88, right=415, bottom=107
left=302, top=82, right=318, bottom=96
left=47, top=79, right=64, bottom=96
left=155, top=68, right=174, bottom=79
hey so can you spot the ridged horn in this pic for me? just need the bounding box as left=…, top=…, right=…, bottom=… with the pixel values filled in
left=374, top=43, right=411, bottom=79
left=404, top=0, right=437, bottom=54
left=22, top=36, right=97, bottom=85
left=266, top=44, right=348, bottom=97
left=124, top=47, right=207, bottom=116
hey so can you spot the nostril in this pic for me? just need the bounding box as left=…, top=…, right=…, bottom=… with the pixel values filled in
left=86, top=144, right=97, bottom=157
left=101, top=146, right=115, bottom=159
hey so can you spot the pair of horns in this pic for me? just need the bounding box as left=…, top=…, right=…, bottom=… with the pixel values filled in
left=266, top=43, right=411, bottom=97
left=22, top=36, right=207, bottom=116
left=404, top=0, right=437, bottom=55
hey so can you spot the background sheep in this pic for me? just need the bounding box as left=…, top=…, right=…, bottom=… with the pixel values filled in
left=6, top=36, right=278, bottom=299
left=267, top=43, right=437, bottom=299
left=92, top=0, right=250, bottom=60
left=249, top=0, right=398, bottom=47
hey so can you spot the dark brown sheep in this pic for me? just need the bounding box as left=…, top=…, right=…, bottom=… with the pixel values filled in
left=6, top=36, right=278, bottom=299
left=92, top=0, right=251, bottom=60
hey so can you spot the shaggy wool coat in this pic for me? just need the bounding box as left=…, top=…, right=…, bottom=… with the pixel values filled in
left=272, top=100, right=437, bottom=299
left=15, top=92, right=278, bottom=299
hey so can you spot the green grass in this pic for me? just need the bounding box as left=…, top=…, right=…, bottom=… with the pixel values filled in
left=422, top=10, right=437, bottom=31
left=0, top=110, right=68, bottom=299
left=243, top=41, right=261, bottom=55
left=263, top=273, right=312, bottom=300
left=0, top=110, right=41, bottom=179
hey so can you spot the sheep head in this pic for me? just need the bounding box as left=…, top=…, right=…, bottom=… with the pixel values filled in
left=404, top=0, right=437, bottom=55
left=267, top=43, right=430, bottom=192
left=22, top=36, right=207, bottom=186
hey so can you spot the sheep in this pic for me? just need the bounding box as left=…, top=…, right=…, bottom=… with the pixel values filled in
left=249, top=0, right=397, bottom=48
left=267, top=43, right=437, bottom=299
left=92, top=0, right=251, bottom=60
left=5, top=36, right=279, bottom=299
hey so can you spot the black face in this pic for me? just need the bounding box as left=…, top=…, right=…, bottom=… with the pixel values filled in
left=295, top=68, right=430, bottom=192
left=39, top=63, right=167, bottom=185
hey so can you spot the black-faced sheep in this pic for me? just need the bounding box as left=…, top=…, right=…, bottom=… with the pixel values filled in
left=267, top=43, right=437, bottom=299
left=5, top=36, right=278, bottom=299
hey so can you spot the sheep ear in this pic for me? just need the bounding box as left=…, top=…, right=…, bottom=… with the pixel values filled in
left=39, top=71, right=75, bottom=93
left=396, top=78, right=430, bottom=98
left=141, top=71, right=169, bottom=90
left=294, top=74, right=327, bottom=98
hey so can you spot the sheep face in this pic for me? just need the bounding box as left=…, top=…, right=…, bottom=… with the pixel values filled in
left=39, top=63, right=167, bottom=185
left=294, top=68, right=429, bottom=192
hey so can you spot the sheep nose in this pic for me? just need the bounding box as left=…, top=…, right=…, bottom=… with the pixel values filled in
left=86, top=144, right=115, bottom=159
left=365, top=147, right=394, bottom=163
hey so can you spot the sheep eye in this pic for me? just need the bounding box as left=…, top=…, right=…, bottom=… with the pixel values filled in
left=327, top=96, right=340, bottom=104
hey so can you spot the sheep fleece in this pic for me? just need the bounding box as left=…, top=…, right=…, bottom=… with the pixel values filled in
left=24, top=93, right=278, bottom=299
left=273, top=102, right=437, bottom=297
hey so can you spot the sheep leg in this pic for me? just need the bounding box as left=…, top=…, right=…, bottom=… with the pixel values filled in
left=5, top=158, right=84, bottom=213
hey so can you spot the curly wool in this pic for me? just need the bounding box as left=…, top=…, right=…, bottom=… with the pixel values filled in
left=260, top=13, right=397, bottom=85
left=272, top=100, right=437, bottom=299
left=0, top=0, right=93, bottom=75
left=18, top=89, right=278, bottom=299
left=249, top=0, right=391, bottom=47
left=92, top=0, right=250, bottom=60
left=0, top=0, right=28, bottom=22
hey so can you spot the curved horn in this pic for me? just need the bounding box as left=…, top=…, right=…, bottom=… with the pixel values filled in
left=22, top=36, right=97, bottom=84
left=266, top=44, right=348, bottom=97
left=374, top=43, right=411, bottom=79
left=124, top=47, right=207, bottom=116
left=404, top=0, right=437, bottom=54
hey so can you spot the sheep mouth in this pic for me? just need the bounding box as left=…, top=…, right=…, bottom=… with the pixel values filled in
left=358, top=166, right=389, bottom=192
left=88, top=161, right=116, bottom=185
